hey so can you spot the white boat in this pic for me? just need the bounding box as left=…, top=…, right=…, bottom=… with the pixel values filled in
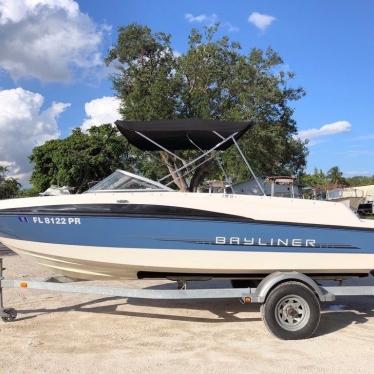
left=0, top=120, right=374, bottom=282
left=327, top=185, right=374, bottom=214
left=326, top=187, right=365, bottom=212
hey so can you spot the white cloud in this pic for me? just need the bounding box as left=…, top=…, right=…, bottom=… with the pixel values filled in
left=297, top=120, right=352, bottom=142
left=185, top=13, right=218, bottom=24
left=248, top=12, right=276, bottom=31
left=0, top=0, right=108, bottom=82
left=81, top=96, right=121, bottom=131
left=184, top=13, right=238, bottom=32
left=225, top=22, right=239, bottom=33
left=0, top=88, right=69, bottom=184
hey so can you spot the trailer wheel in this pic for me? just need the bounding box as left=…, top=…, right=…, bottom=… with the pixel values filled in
left=261, top=282, right=320, bottom=340
left=1, top=308, right=17, bottom=322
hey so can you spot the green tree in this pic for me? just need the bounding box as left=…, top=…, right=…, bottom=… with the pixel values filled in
left=106, top=24, right=180, bottom=122
left=0, top=166, right=5, bottom=179
left=327, top=166, right=346, bottom=186
left=299, top=168, right=329, bottom=188
left=17, top=188, right=40, bottom=198
left=0, top=166, right=21, bottom=200
left=345, top=175, right=374, bottom=187
left=29, top=125, right=135, bottom=193
left=106, top=24, right=308, bottom=191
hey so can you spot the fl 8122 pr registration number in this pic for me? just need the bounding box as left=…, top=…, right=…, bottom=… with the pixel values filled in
left=32, top=216, right=81, bottom=225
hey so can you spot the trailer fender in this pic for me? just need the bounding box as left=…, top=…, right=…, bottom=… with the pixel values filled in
left=253, top=272, right=335, bottom=303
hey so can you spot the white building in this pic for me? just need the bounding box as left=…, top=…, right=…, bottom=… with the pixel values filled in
left=233, top=176, right=301, bottom=198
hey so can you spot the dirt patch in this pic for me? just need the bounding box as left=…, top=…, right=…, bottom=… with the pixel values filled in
left=0, top=255, right=373, bottom=374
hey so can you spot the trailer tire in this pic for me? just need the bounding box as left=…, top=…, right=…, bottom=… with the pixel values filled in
left=261, top=282, right=320, bottom=340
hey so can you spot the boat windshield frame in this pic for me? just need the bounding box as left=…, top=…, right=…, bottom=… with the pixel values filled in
left=85, top=170, right=173, bottom=193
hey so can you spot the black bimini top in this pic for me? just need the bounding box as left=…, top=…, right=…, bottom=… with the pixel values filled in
left=115, top=119, right=252, bottom=151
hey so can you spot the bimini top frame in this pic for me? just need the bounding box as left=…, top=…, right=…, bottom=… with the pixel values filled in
left=115, top=119, right=265, bottom=195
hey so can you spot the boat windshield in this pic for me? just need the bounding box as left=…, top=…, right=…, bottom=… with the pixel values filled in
left=86, top=170, right=172, bottom=193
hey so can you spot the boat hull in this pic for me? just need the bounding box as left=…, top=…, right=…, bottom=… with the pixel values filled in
left=1, top=212, right=374, bottom=280
left=2, top=238, right=374, bottom=280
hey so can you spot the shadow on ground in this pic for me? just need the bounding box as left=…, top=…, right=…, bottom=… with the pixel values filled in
left=0, top=245, right=15, bottom=256
left=5, top=278, right=374, bottom=338
left=316, top=296, right=374, bottom=336
left=15, top=297, right=263, bottom=323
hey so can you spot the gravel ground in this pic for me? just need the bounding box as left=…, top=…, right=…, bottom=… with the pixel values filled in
left=0, top=254, right=373, bottom=374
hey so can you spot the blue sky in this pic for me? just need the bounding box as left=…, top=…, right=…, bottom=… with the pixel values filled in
left=0, top=0, right=373, bottom=184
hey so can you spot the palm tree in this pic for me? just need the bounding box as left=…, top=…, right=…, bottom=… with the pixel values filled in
left=327, top=166, right=345, bottom=185
left=0, top=166, right=8, bottom=181
left=0, top=166, right=21, bottom=199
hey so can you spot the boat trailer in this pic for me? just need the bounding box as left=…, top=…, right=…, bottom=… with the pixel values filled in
left=0, top=258, right=373, bottom=340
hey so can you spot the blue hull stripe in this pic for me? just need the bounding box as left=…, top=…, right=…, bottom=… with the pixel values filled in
left=1, top=214, right=374, bottom=254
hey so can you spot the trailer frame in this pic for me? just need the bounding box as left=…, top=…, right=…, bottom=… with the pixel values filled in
left=1, top=258, right=373, bottom=339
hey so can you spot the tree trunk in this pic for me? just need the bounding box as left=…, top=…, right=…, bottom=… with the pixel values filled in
left=160, top=152, right=188, bottom=191
left=188, top=159, right=211, bottom=192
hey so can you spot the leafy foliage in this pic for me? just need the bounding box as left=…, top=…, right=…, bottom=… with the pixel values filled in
left=327, top=166, right=346, bottom=185
left=346, top=175, right=374, bottom=186
left=106, top=24, right=179, bottom=122
left=106, top=24, right=308, bottom=190
left=300, top=166, right=374, bottom=189
left=17, top=187, right=40, bottom=198
left=0, top=166, right=21, bottom=200
left=29, top=125, right=135, bottom=193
